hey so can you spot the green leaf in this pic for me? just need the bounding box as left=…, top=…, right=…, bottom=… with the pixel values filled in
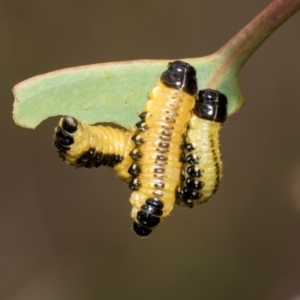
left=13, top=55, right=243, bottom=129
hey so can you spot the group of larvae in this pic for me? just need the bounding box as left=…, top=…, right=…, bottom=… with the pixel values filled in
left=54, top=60, right=228, bottom=237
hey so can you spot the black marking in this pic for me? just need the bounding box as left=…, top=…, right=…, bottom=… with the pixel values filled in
left=186, top=178, right=204, bottom=190
left=158, top=141, right=170, bottom=148
left=129, top=178, right=140, bottom=191
left=130, top=148, right=142, bottom=160
left=195, top=89, right=228, bottom=122
left=156, top=154, right=167, bottom=161
left=133, top=222, right=152, bottom=237
left=131, top=134, right=145, bottom=146
left=187, top=166, right=202, bottom=178
left=62, top=117, right=78, bottom=133
left=55, top=127, right=74, bottom=146
left=128, top=164, right=140, bottom=177
left=159, top=135, right=172, bottom=141
left=139, top=111, right=147, bottom=121
left=177, top=187, right=200, bottom=201
left=54, top=140, right=70, bottom=153
left=141, top=204, right=163, bottom=216
left=77, top=149, right=95, bottom=165
left=185, top=154, right=199, bottom=164
left=160, top=61, right=197, bottom=95
left=135, top=120, right=148, bottom=132
left=77, top=148, right=123, bottom=168
left=165, top=116, right=176, bottom=122
left=183, top=142, right=195, bottom=152
left=161, top=130, right=172, bottom=136
left=156, top=147, right=169, bottom=153
left=137, top=211, right=161, bottom=227
left=154, top=167, right=165, bottom=173
left=154, top=173, right=164, bottom=179
left=146, top=198, right=164, bottom=209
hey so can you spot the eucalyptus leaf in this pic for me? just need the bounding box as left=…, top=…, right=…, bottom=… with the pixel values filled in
left=13, top=55, right=243, bottom=130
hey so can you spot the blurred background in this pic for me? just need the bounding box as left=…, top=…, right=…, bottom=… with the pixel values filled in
left=1, top=0, right=300, bottom=299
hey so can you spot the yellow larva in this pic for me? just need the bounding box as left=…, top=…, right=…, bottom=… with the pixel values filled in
left=128, top=61, right=197, bottom=237
left=53, top=62, right=229, bottom=238
left=54, top=117, right=134, bottom=181
left=176, top=89, right=228, bottom=207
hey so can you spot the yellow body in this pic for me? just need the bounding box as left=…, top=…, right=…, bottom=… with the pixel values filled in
left=179, top=115, right=223, bottom=205
left=56, top=119, right=134, bottom=181
left=129, top=81, right=195, bottom=222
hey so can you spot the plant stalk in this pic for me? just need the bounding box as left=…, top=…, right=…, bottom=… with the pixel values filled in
left=209, top=0, right=300, bottom=87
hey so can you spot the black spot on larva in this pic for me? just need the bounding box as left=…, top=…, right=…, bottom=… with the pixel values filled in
left=195, top=89, right=228, bottom=122
left=185, top=154, right=199, bottom=164
left=141, top=203, right=163, bottom=216
left=158, top=141, right=170, bottom=148
left=131, top=134, right=144, bottom=146
left=180, top=187, right=200, bottom=200
left=62, top=117, right=78, bottom=133
left=106, top=154, right=122, bottom=166
left=77, top=148, right=95, bottom=165
left=165, top=116, right=176, bottom=122
left=159, top=135, right=172, bottom=141
left=76, top=149, right=123, bottom=168
left=186, top=178, right=204, bottom=190
left=54, top=140, right=70, bottom=153
left=135, top=120, right=148, bottom=132
left=133, top=222, right=152, bottom=237
left=137, top=211, right=161, bottom=227
left=183, top=142, right=195, bottom=152
left=130, top=148, right=142, bottom=160
left=128, top=164, right=141, bottom=177
left=128, top=178, right=140, bottom=191
left=161, top=130, right=172, bottom=136
left=154, top=180, right=165, bottom=188
left=146, top=198, right=164, bottom=209
left=55, top=127, right=74, bottom=146
left=176, top=189, right=196, bottom=208
left=139, top=111, right=147, bottom=121
left=156, top=147, right=169, bottom=153
left=156, top=154, right=167, bottom=161
left=187, top=166, right=202, bottom=178
left=160, top=61, right=197, bottom=95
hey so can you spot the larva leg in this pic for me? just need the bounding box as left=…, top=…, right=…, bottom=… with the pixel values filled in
left=54, top=116, right=134, bottom=181
left=128, top=61, right=197, bottom=236
left=176, top=89, right=228, bottom=207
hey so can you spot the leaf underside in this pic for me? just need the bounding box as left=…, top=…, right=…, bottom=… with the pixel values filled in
left=13, top=55, right=243, bottom=130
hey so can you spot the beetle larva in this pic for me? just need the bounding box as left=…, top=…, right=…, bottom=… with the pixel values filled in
left=176, top=89, right=228, bottom=207
left=128, top=60, right=198, bottom=236
left=54, top=116, right=134, bottom=181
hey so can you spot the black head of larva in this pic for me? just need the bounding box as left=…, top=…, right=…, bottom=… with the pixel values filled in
left=160, top=60, right=197, bottom=95
left=62, top=117, right=78, bottom=133
left=195, top=89, right=228, bottom=122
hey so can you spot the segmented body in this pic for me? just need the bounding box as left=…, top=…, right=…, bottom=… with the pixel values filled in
left=53, top=62, right=229, bottom=237
left=128, top=61, right=197, bottom=236
left=177, top=89, right=227, bottom=207
left=54, top=117, right=134, bottom=181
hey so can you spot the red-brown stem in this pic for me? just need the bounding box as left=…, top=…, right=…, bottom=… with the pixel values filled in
left=209, top=0, right=300, bottom=86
